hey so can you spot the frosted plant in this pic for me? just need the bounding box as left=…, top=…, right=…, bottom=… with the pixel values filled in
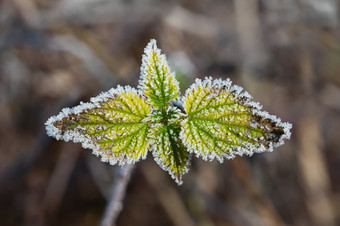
left=45, top=39, right=292, bottom=185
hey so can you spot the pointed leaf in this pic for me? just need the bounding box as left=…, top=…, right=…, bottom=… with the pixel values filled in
left=45, top=86, right=152, bottom=165
left=148, top=107, right=190, bottom=185
left=139, top=39, right=180, bottom=108
left=180, top=77, right=292, bottom=162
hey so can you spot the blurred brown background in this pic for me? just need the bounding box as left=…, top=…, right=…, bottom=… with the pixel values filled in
left=1, top=0, right=340, bottom=226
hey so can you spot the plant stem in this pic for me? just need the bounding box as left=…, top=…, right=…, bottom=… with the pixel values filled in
left=100, top=164, right=135, bottom=226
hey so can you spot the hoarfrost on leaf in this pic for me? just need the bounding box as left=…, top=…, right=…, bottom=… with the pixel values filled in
left=139, top=39, right=180, bottom=108
left=45, top=86, right=152, bottom=166
left=149, top=121, right=190, bottom=185
left=45, top=39, right=292, bottom=185
left=180, top=77, right=292, bottom=162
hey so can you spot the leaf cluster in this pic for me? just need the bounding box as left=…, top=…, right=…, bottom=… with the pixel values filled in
left=46, top=39, right=292, bottom=184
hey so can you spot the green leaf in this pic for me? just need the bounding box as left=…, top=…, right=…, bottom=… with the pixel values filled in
left=148, top=107, right=190, bottom=185
left=139, top=39, right=180, bottom=108
left=180, top=77, right=292, bottom=162
left=45, top=86, right=152, bottom=165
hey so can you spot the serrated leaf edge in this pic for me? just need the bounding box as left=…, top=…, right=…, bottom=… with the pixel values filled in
left=179, top=77, right=292, bottom=162
left=138, top=39, right=180, bottom=107
left=45, top=85, right=151, bottom=166
left=148, top=130, right=192, bottom=185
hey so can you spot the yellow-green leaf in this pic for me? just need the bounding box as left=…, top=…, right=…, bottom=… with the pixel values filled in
left=148, top=108, right=190, bottom=185
left=45, top=86, right=152, bottom=165
left=139, top=39, right=180, bottom=108
left=180, top=77, right=292, bottom=162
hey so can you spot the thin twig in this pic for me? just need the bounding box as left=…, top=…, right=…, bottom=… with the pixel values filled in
left=100, top=164, right=134, bottom=226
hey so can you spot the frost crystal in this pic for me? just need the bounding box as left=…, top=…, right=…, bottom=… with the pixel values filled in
left=139, top=39, right=180, bottom=108
left=46, top=39, right=292, bottom=185
left=180, top=77, right=292, bottom=162
left=45, top=86, right=152, bottom=166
